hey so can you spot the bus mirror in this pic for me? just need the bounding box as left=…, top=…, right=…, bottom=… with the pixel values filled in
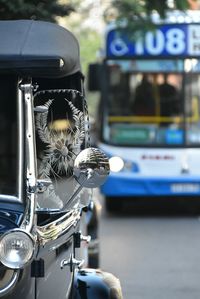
left=88, top=63, right=102, bottom=91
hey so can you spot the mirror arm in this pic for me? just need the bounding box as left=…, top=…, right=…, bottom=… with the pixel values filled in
left=61, top=169, right=93, bottom=212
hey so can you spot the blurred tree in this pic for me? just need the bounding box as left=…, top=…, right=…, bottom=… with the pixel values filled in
left=104, top=0, right=194, bottom=32
left=0, top=0, right=77, bottom=22
left=78, top=28, right=102, bottom=117
left=60, top=3, right=103, bottom=117
left=59, top=1, right=103, bottom=74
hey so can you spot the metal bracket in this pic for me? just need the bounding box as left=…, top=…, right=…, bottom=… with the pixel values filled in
left=31, top=259, right=45, bottom=277
left=37, top=179, right=52, bottom=192
left=74, top=232, right=91, bottom=248
left=60, top=254, right=84, bottom=271
left=81, top=234, right=91, bottom=244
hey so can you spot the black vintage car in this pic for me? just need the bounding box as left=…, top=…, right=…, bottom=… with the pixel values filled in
left=0, top=20, right=123, bottom=299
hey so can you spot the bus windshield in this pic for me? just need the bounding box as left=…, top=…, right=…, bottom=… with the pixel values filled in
left=102, top=59, right=200, bottom=146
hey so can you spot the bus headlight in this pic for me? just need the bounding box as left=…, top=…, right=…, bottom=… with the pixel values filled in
left=109, top=156, right=124, bottom=172
left=0, top=230, right=35, bottom=269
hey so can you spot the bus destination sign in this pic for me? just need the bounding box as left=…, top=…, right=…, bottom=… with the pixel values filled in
left=106, top=24, right=200, bottom=58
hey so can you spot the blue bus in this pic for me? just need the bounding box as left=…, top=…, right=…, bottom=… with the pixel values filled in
left=88, top=13, right=200, bottom=211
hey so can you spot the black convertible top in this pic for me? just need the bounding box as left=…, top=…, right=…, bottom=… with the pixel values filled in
left=0, top=20, right=81, bottom=78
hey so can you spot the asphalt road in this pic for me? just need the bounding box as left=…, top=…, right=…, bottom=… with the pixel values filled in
left=98, top=194, right=200, bottom=299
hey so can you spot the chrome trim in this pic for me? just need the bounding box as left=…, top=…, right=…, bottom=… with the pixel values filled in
left=19, top=82, right=37, bottom=233
left=37, top=208, right=80, bottom=246
left=20, top=193, right=36, bottom=233
left=21, top=82, right=37, bottom=192
left=0, top=270, right=20, bottom=297
left=17, top=81, right=24, bottom=202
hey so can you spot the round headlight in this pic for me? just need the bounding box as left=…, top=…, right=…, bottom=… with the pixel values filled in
left=0, top=230, right=35, bottom=269
left=109, top=156, right=124, bottom=172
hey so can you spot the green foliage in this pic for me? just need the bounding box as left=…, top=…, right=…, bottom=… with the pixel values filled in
left=107, top=0, right=190, bottom=31
left=79, top=31, right=101, bottom=75
left=145, top=0, right=190, bottom=15
left=78, top=30, right=102, bottom=117
left=0, top=0, right=75, bottom=22
left=145, top=0, right=169, bottom=18
left=111, top=0, right=190, bottom=18
left=173, top=0, right=191, bottom=10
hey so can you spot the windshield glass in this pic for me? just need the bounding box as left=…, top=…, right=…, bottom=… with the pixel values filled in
left=102, top=59, right=200, bottom=146
left=35, top=88, right=85, bottom=211
left=0, top=75, right=18, bottom=195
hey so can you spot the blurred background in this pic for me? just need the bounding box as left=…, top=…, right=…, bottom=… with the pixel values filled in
left=2, top=1, right=200, bottom=298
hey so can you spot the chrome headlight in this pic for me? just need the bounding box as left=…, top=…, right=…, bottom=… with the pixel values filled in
left=0, top=229, right=35, bottom=269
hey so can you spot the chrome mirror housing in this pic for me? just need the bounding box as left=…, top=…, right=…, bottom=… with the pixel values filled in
left=73, top=147, right=110, bottom=188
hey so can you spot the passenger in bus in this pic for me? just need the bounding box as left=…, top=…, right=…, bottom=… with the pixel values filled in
left=133, top=74, right=155, bottom=116
left=159, top=74, right=180, bottom=117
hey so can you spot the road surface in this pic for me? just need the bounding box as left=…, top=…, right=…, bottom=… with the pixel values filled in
left=98, top=194, right=200, bottom=299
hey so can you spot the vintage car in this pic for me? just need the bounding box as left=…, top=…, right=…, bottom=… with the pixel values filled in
left=0, top=20, right=123, bottom=299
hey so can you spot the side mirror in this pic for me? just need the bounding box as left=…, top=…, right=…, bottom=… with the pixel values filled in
left=74, top=147, right=110, bottom=188
left=60, top=148, right=109, bottom=211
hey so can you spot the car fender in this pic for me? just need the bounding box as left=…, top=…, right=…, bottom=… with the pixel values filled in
left=72, top=268, right=123, bottom=299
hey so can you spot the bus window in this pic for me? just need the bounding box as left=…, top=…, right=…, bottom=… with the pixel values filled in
left=108, top=65, right=130, bottom=115
left=105, top=61, right=183, bottom=146
left=185, top=73, right=200, bottom=144
left=159, top=74, right=181, bottom=118
left=133, top=74, right=155, bottom=116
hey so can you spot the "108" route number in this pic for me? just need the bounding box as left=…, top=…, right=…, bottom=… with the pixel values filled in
left=108, top=24, right=200, bottom=57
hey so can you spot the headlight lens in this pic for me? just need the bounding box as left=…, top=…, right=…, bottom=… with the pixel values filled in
left=109, top=156, right=124, bottom=172
left=0, top=230, right=35, bottom=269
